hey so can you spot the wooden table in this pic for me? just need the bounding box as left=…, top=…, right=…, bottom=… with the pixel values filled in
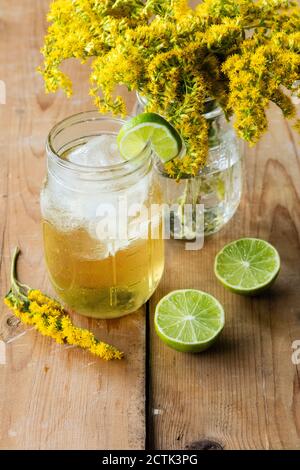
left=0, top=0, right=299, bottom=450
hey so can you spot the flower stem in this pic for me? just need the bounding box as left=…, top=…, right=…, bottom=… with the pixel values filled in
left=4, top=247, right=124, bottom=360
left=10, top=246, right=30, bottom=302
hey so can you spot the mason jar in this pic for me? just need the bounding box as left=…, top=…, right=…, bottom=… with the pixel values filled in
left=41, top=112, right=164, bottom=319
left=135, top=95, right=243, bottom=238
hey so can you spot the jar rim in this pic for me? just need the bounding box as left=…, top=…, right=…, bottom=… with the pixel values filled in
left=46, top=110, right=151, bottom=180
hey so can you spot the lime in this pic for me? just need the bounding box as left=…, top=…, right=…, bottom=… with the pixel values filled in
left=214, top=238, right=280, bottom=295
left=154, top=289, right=225, bottom=353
left=117, top=112, right=183, bottom=162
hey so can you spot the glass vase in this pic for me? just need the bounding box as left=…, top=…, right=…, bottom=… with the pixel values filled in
left=135, top=95, right=243, bottom=238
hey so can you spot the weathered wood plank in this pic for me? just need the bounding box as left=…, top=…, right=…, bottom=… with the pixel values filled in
left=1, top=0, right=300, bottom=451
left=149, top=104, right=300, bottom=450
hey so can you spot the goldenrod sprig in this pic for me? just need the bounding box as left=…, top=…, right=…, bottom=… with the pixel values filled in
left=4, top=247, right=124, bottom=361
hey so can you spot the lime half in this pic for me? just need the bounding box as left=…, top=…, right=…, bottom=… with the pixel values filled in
left=117, top=112, right=182, bottom=163
left=214, top=238, right=280, bottom=295
left=154, top=289, right=225, bottom=353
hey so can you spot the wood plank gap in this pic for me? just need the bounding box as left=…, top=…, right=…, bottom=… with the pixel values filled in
left=145, top=299, right=153, bottom=450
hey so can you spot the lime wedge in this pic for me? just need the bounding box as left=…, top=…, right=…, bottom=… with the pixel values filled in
left=117, top=113, right=182, bottom=162
left=154, top=289, right=225, bottom=352
left=214, top=238, right=280, bottom=295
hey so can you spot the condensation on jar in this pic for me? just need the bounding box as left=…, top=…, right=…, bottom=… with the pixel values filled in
left=41, top=111, right=164, bottom=319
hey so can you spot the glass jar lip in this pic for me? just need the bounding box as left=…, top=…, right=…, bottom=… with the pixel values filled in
left=46, top=110, right=151, bottom=177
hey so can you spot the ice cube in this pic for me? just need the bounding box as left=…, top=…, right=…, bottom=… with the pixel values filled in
left=67, top=135, right=123, bottom=167
left=52, top=133, right=151, bottom=257
left=66, top=146, right=89, bottom=165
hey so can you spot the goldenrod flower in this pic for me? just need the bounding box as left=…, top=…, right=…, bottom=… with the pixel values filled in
left=4, top=247, right=124, bottom=361
left=39, top=0, right=300, bottom=177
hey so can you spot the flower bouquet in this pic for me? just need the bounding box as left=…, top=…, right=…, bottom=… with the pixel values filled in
left=39, top=0, right=300, bottom=236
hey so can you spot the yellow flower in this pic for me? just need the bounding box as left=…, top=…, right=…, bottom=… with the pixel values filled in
left=4, top=248, right=124, bottom=361
left=38, top=0, right=300, bottom=177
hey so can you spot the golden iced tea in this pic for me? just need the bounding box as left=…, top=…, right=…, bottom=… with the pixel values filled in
left=42, top=114, right=164, bottom=318
left=43, top=218, right=164, bottom=318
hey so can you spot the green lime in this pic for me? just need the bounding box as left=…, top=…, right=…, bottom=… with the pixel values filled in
left=214, top=238, right=280, bottom=295
left=154, top=289, right=225, bottom=353
left=117, top=112, right=182, bottom=162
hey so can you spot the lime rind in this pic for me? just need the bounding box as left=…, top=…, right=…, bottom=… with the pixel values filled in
left=154, top=289, right=225, bottom=353
left=117, top=113, right=183, bottom=163
left=214, top=238, right=280, bottom=295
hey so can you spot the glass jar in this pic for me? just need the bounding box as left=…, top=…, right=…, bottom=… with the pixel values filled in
left=135, top=95, right=243, bottom=237
left=41, top=112, right=164, bottom=319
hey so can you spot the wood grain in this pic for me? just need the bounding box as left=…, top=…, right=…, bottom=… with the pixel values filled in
left=1, top=0, right=300, bottom=451
left=149, top=105, right=300, bottom=450
left=0, top=0, right=144, bottom=450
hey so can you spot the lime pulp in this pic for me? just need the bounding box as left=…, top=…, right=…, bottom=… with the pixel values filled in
left=214, top=238, right=280, bottom=295
left=117, top=112, right=183, bottom=163
left=154, top=289, right=225, bottom=352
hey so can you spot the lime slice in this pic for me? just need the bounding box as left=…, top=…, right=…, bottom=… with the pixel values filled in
left=154, top=289, right=225, bottom=352
left=117, top=112, right=182, bottom=163
left=214, top=238, right=280, bottom=295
